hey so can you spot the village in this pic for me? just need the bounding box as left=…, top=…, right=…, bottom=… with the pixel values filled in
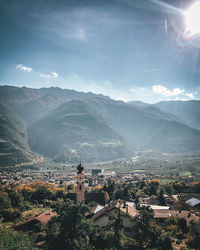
left=1, top=162, right=200, bottom=249
left=0, top=166, right=148, bottom=187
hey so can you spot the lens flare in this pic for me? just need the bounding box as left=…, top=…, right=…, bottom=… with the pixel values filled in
left=185, top=2, right=200, bottom=35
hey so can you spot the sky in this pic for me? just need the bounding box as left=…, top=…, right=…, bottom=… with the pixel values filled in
left=1, top=0, right=200, bottom=103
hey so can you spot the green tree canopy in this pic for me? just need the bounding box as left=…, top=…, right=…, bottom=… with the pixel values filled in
left=46, top=200, right=95, bottom=250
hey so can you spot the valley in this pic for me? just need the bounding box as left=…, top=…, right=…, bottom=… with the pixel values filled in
left=1, top=85, right=200, bottom=170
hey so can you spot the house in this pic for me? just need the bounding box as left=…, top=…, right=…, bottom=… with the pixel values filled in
left=153, top=209, right=174, bottom=223
left=138, top=197, right=150, bottom=205
left=186, top=198, right=200, bottom=208
left=91, top=201, right=138, bottom=228
left=153, top=209, right=199, bottom=224
left=86, top=204, right=104, bottom=219
left=14, top=210, right=56, bottom=231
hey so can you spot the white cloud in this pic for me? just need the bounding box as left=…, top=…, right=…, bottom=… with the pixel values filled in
left=152, top=84, right=196, bottom=101
left=16, top=64, right=32, bottom=72
left=152, top=85, right=185, bottom=97
left=116, top=97, right=128, bottom=103
left=52, top=72, right=58, bottom=78
left=175, top=97, right=188, bottom=101
left=40, top=72, right=58, bottom=78
left=185, top=92, right=194, bottom=99
left=40, top=72, right=197, bottom=104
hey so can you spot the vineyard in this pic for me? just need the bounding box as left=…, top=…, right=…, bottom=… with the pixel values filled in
left=178, top=193, right=200, bottom=202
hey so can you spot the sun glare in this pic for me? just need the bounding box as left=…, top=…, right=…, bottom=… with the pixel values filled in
left=185, top=2, right=200, bottom=35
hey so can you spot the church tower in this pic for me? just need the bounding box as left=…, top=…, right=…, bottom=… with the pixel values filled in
left=76, top=163, right=85, bottom=203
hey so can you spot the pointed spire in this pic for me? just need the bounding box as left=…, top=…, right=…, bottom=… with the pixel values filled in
left=77, top=162, right=84, bottom=174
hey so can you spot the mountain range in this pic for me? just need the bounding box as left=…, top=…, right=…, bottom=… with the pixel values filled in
left=1, top=85, right=200, bottom=167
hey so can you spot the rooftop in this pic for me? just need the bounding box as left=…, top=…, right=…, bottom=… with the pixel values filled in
left=186, top=198, right=200, bottom=207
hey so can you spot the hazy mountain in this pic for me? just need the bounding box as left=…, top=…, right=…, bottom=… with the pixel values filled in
left=28, top=98, right=200, bottom=163
left=0, top=101, right=33, bottom=167
left=84, top=98, right=200, bottom=153
left=0, top=85, right=110, bottom=123
left=39, top=87, right=110, bottom=102
left=0, top=86, right=41, bottom=106
left=128, top=101, right=150, bottom=108
left=28, top=100, right=129, bottom=163
left=1, top=85, right=200, bottom=165
left=154, top=100, right=200, bottom=131
left=128, top=101, right=181, bottom=123
left=14, top=94, right=60, bottom=124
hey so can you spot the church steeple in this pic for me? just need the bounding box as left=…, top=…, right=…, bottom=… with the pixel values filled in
left=76, top=162, right=85, bottom=203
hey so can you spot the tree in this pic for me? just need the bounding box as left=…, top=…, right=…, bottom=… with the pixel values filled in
left=187, top=221, right=200, bottom=249
left=9, top=191, right=24, bottom=208
left=102, top=179, right=116, bottom=199
left=0, top=228, right=37, bottom=250
left=158, top=188, right=166, bottom=206
left=66, top=184, right=75, bottom=192
left=178, top=218, right=188, bottom=234
left=147, top=179, right=160, bottom=195
left=109, top=207, right=125, bottom=249
left=132, top=207, right=154, bottom=247
left=131, top=207, right=172, bottom=249
left=31, top=185, right=52, bottom=203
left=46, top=200, right=95, bottom=250
left=91, top=207, right=129, bottom=249
left=164, top=184, right=173, bottom=195
left=2, top=208, right=21, bottom=222
left=157, top=235, right=173, bottom=250
left=0, top=192, right=10, bottom=212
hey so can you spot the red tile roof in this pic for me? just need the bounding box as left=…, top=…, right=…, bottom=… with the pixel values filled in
left=36, top=210, right=57, bottom=223
left=14, top=210, right=56, bottom=228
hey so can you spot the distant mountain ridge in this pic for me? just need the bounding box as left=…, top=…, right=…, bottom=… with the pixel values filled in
left=1, top=85, right=200, bottom=166
left=130, top=100, right=200, bottom=131
left=0, top=85, right=110, bottom=124
left=28, top=100, right=129, bottom=163
left=0, top=101, right=34, bottom=167
left=154, top=100, right=200, bottom=131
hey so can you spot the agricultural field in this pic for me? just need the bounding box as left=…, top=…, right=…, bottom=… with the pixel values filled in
left=84, top=151, right=200, bottom=178
left=178, top=193, right=200, bottom=202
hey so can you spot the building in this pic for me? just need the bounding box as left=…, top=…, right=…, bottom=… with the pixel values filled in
left=92, top=169, right=102, bottom=175
left=66, top=163, right=108, bottom=205
left=186, top=198, right=200, bottom=208
left=14, top=210, right=56, bottom=231
left=91, top=201, right=138, bottom=227
left=76, top=163, right=85, bottom=203
left=153, top=209, right=199, bottom=224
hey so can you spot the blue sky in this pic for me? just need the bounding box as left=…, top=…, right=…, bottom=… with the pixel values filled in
left=0, top=0, right=200, bottom=103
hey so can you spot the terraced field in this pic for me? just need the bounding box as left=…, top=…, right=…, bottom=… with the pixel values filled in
left=178, top=193, right=200, bottom=201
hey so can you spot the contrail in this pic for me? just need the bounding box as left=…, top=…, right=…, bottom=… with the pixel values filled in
left=165, top=18, right=168, bottom=38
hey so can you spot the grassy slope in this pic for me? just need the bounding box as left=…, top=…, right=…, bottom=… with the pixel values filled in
left=0, top=101, right=33, bottom=167
left=28, top=100, right=128, bottom=163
